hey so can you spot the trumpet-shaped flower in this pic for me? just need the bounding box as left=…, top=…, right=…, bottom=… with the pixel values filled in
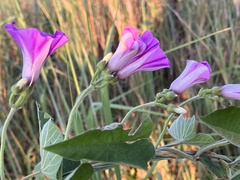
left=170, top=60, right=211, bottom=94
left=5, top=22, right=68, bottom=85
left=220, top=84, right=240, bottom=100
left=108, top=26, right=170, bottom=79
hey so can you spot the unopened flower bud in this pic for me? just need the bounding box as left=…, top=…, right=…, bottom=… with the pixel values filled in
left=156, top=92, right=163, bottom=99
left=15, top=78, right=29, bottom=92
left=165, top=91, right=178, bottom=101
left=166, top=104, right=187, bottom=114
left=97, top=53, right=113, bottom=71
left=211, top=87, right=221, bottom=95
left=109, top=77, right=119, bottom=84
left=169, top=60, right=211, bottom=94
left=210, top=95, right=219, bottom=101
left=173, top=106, right=187, bottom=114
left=220, top=84, right=240, bottom=100
left=219, top=97, right=231, bottom=107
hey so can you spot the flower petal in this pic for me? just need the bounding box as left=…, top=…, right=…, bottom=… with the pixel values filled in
left=108, top=26, right=170, bottom=79
left=220, top=84, right=240, bottom=100
left=5, top=22, right=68, bottom=84
left=169, top=60, right=211, bottom=94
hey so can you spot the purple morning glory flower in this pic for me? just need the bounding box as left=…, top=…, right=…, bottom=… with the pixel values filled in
left=170, top=60, right=211, bottom=94
left=220, top=84, right=240, bottom=100
left=108, top=26, right=170, bottom=79
left=5, top=22, right=68, bottom=85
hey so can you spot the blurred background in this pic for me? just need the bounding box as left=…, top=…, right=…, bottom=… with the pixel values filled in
left=1, top=0, right=240, bottom=179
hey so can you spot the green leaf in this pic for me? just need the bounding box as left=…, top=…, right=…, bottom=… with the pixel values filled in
left=36, top=102, right=52, bottom=130
left=64, top=163, right=93, bottom=180
left=40, top=120, right=64, bottom=179
left=184, top=133, right=215, bottom=146
left=232, top=169, right=240, bottom=180
left=34, top=162, right=44, bottom=180
left=200, top=106, right=240, bottom=147
left=198, top=154, right=227, bottom=178
left=127, top=113, right=153, bottom=141
left=168, top=115, right=196, bottom=142
left=92, top=163, right=115, bottom=172
left=62, top=159, right=81, bottom=177
left=45, top=114, right=155, bottom=169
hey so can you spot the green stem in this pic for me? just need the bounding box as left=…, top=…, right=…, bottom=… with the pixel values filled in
left=155, top=95, right=201, bottom=148
left=193, top=139, right=229, bottom=159
left=21, top=170, right=42, bottom=180
left=121, top=101, right=155, bottom=123
left=229, top=156, right=240, bottom=168
left=0, top=108, right=18, bottom=180
left=155, top=113, right=174, bottom=148
left=157, top=147, right=194, bottom=161
left=179, top=95, right=201, bottom=107
left=64, top=84, right=95, bottom=140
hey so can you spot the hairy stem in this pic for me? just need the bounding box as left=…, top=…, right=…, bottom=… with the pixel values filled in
left=121, top=101, right=155, bottom=123
left=0, top=108, right=18, bottom=180
left=193, top=139, right=229, bottom=159
left=155, top=95, right=201, bottom=148
left=157, top=147, right=194, bottom=160
left=64, top=84, right=94, bottom=140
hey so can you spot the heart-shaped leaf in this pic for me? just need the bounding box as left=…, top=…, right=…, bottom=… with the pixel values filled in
left=168, top=115, right=196, bottom=142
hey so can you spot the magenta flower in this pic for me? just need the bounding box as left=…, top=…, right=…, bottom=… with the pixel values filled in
left=169, top=60, right=211, bottom=94
left=108, top=26, right=170, bottom=79
left=220, top=84, right=240, bottom=100
left=5, top=22, right=68, bottom=85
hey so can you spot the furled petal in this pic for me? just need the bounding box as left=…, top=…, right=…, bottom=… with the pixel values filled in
left=108, top=26, right=170, bottom=79
left=220, top=84, right=240, bottom=100
left=123, top=26, right=140, bottom=38
left=117, top=48, right=170, bottom=79
left=108, top=32, right=141, bottom=72
left=5, top=22, right=68, bottom=85
left=169, top=60, right=211, bottom=94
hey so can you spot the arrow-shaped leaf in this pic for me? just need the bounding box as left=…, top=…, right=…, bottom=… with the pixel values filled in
left=45, top=114, right=155, bottom=169
left=200, top=106, right=240, bottom=147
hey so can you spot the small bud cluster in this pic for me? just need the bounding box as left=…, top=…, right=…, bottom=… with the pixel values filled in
left=155, top=89, right=186, bottom=114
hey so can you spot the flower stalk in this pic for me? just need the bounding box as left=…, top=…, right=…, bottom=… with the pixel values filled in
left=121, top=101, right=156, bottom=123
left=64, top=84, right=95, bottom=140
left=155, top=95, right=201, bottom=148
left=0, top=108, right=18, bottom=180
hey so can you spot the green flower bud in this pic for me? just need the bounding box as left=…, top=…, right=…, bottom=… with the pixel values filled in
left=165, top=91, right=178, bottom=101
left=97, top=52, right=113, bottom=71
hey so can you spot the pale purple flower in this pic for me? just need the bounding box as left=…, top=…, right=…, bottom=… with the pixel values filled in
left=169, top=60, right=211, bottom=94
left=108, top=26, right=170, bottom=79
left=220, top=84, right=240, bottom=100
left=5, top=22, right=68, bottom=85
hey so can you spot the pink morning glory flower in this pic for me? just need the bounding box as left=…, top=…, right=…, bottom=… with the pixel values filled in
left=220, top=84, right=240, bottom=100
left=169, top=60, right=211, bottom=94
left=108, top=26, right=170, bottom=79
left=5, top=22, right=68, bottom=85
